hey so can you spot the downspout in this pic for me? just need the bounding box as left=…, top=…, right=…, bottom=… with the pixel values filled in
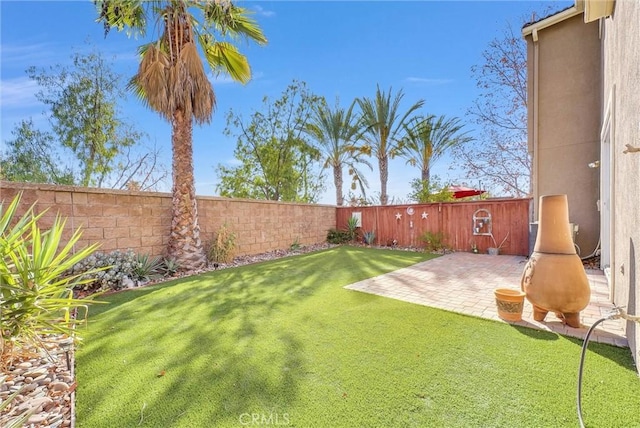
left=532, top=28, right=540, bottom=222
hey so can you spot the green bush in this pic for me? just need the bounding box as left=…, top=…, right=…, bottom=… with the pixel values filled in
left=207, top=223, right=237, bottom=264
left=0, top=193, right=100, bottom=359
left=70, top=249, right=138, bottom=291
left=362, top=230, right=376, bottom=245
left=420, top=230, right=448, bottom=253
left=326, top=228, right=350, bottom=244
left=158, top=257, right=180, bottom=277
left=346, top=217, right=360, bottom=242
left=133, top=253, right=163, bottom=283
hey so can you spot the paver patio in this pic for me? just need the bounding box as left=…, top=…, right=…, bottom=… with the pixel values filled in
left=346, top=252, right=628, bottom=347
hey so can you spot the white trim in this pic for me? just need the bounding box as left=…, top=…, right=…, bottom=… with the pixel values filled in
left=601, top=84, right=616, bottom=302
left=522, top=2, right=584, bottom=37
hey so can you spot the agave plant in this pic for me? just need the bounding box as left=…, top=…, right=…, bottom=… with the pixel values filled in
left=0, top=194, right=101, bottom=358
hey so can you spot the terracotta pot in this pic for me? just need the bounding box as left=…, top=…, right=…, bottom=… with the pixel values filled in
left=494, top=288, right=526, bottom=322
left=521, top=195, right=590, bottom=328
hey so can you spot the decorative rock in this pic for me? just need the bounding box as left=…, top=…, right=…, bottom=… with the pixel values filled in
left=27, top=413, right=48, bottom=425
left=28, top=396, right=54, bottom=412
left=23, top=368, right=47, bottom=378
left=1, top=335, right=75, bottom=427
left=49, top=381, right=70, bottom=392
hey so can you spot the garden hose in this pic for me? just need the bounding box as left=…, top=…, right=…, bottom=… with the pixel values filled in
left=577, top=307, right=640, bottom=428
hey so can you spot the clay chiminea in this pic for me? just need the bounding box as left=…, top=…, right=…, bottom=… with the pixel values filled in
left=521, top=195, right=590, bottom=328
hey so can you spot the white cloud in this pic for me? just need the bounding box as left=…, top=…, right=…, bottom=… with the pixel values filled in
left=0, top=42, right=57, bottom=65
left=252, top=5, right=276, bottom=18
left=405, top=77, right=454, bottom=85
left=0, top=77, right=40, bottom=108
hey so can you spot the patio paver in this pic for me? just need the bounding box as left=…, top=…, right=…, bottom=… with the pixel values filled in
left=345, top=252, right=628, bottom=347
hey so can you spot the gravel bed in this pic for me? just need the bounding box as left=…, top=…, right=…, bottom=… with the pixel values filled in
left=1, top=337, right=75, bottom=427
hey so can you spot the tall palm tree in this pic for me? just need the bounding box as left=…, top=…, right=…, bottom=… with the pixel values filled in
left=357, top=86, right=423, bottom=205
left=305, top=99, right=371, bottom=206
left=96, top=1, right=266, bottom=270
left=398, top=114, right=473, bottom=184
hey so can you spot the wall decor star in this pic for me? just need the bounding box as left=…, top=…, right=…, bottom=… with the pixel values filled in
left=421, top=212, right=429, bottom=219
left=395, top=212, right=402, bottom=220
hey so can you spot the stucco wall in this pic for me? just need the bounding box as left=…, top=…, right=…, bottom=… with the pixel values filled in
left=526, top=15, right=601, bottom=256
left=602, top=0, right=640, bottom=369
left=0, top=181, right=337, bottom=259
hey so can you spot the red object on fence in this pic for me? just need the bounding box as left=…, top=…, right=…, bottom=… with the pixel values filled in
left=448, top=185, right=486, bottom=199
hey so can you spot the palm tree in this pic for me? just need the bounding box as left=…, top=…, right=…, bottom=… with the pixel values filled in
left=357, top=86, right=424, bottom=205
left=96, top=1, right=266, bottom=270
left=305, top=99, right=371, bottom=206
left=398, top=114, right=473, bottom=184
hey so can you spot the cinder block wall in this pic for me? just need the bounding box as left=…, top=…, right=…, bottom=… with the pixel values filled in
left=0, top=181, right=337, bottom=258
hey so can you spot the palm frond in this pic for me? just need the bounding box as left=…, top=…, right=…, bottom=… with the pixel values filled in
left=200, top=1, right=267, bottom=44
left=203, top=40, right=251, bottom=83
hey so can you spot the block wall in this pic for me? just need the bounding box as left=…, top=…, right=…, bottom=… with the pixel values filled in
left=0, top=182, right=336, bottom=258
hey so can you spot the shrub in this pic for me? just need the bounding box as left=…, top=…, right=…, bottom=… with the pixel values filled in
left=0, top=193, right=100, bottom=360
left=346, top=216, right=360, bottom=242
left=363, top=230, right=376, bottom=245
left=133, top=253, right=163, bottom=284
left=326, top=228, right=350, bottom=244
left=420, top=231, right=448, bottom=253
left=70, top=249, right=139, bottom=291
left=158, top=257, right=180, bottom=277
left=207, top=223, right=237, bottom=264
left=290, top=236, right=302, bottom=251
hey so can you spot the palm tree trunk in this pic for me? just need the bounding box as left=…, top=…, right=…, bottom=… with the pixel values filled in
left=167, top=108, right=207, bottom=271
left=421, top=164, right=430, bottom=184
left=334, top=165, right=344, bottom=206
left=379, top=154, right=388, bottom=205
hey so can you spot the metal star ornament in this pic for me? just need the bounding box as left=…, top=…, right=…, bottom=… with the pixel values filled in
left=395, top=212, right=402, bottom=220
left=421, top=212, right=429, bottom=219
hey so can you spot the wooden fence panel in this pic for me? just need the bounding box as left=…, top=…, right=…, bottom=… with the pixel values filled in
left=337, top=198, right=531, bottom=256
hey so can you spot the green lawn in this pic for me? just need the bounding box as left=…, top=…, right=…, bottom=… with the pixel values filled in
left=76, top=247, right=640, bottom=427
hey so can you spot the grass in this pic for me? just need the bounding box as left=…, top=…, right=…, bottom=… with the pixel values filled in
left=76, top=246, right=640, bottom=427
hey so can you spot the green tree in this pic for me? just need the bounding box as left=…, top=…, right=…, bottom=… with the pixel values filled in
left=0, top=119, right=75, bottom=185
left=27, top=49, right=135, bottom=187
left=305, top=98, right=371, bottom=206
left=357, top=85, right=424, bottom=205
left=398, top=115, right=473, bottom=184
left=96, top=0, right=267, bottom=270
left=217, top=81, right=325, bottom=203
left=408, top=177, right=454, bottom=203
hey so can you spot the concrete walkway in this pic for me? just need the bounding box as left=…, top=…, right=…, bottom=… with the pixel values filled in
left=346, top=252, right=628, bottom=347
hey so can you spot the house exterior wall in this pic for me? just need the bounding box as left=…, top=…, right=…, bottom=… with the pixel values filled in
left=525, top=15, right=601, bottom=257
left=602, top=0, right=640, bottom=369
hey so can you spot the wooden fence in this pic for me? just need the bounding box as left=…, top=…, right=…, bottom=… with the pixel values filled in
left=336, top=198, right=532, bottom=256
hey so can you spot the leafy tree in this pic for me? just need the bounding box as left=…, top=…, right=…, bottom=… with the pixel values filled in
left=0, top=119, right=74, bottom=185
left=96, top=0, right=267, bottom=271
left=357, top=85, right=424, bottom=205
left=2, top=48, right=168, bottom=191
left=452, top=22, right=531, bottom=197
left=305, top=98, right=371, bottom=206
left=217, top=81, right=325, bottom=203
left=27, top=49, right=134, bottom=187
left=408, top=177, right=454, bottom=203
left=398, top=114, right=473, bottom=184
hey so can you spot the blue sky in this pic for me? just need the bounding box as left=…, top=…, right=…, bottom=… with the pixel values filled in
left=0, top=0, right=572, bottom=204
